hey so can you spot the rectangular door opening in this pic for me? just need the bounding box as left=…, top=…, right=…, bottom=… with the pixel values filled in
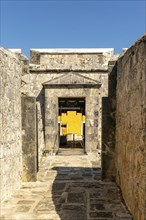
left=58, top=98, right=85, bottom=151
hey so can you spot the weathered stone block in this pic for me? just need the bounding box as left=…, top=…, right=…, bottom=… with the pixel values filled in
left=21, top=96, right=37, bottom=181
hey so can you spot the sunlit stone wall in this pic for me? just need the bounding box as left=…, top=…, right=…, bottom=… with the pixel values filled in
left=0, top=48, right=22, bottom=201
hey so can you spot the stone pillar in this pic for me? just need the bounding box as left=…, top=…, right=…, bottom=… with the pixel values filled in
left=22, top=96, right=37, bottom=181
left=101, top=62, right=117, bottom=180
left=44, top=89, right=58, bottom=154
left=85, top=92, right=100, bottom=160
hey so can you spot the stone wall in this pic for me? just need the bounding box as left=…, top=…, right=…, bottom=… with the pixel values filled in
left=0, top=48, right=22, bottom=201
left=115, top=35, right=146, bottom=220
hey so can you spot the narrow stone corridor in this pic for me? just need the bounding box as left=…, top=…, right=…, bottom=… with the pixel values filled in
left=0, top=154, right=132, bottom=220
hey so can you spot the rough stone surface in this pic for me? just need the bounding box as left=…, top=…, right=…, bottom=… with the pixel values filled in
left=0, top=154, right=132, bottom=220
left=0, top=48, right=22, bottom=202
left=102, top=61, right=117, bottom=180
left=22, top=96, right=37, bottom=181
left=30, top=49, right=114, bottom=70
left=116, top=34, right=146, bottom=220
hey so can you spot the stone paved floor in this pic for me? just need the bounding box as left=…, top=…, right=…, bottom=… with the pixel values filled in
left=0, top=154, right=133, bottom=220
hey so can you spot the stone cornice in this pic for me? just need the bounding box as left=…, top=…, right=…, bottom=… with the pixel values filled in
left=29, top=67, right=108, bottom=73
left=43, top=72, right=102, bottom=88
left=30, top=48, right=114, bottom=54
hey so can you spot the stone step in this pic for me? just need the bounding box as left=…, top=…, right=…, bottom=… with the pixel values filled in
left=57, top=148, right=86, bottom=156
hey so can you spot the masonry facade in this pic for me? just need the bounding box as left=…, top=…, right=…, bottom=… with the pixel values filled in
left=21, top=49, right=113, bottom=164
left=0, top=34, right=146, bottom=220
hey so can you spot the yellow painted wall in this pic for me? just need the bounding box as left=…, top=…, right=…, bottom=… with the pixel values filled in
left=58, top=111, right=85, bottom=136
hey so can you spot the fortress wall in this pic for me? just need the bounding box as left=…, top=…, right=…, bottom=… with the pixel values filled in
left=0, top=48, right=22, bottom=201
left=115, top=35, right=146, bottom=220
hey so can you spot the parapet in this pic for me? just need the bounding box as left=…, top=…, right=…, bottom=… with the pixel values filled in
left=30, top=48, right=114, bottom=72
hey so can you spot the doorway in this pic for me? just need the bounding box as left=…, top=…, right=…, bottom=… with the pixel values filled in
left=58, top=98, right=85, bottom=150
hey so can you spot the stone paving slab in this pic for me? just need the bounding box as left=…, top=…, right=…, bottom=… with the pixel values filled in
left=0, top=155, right=133, bottom=220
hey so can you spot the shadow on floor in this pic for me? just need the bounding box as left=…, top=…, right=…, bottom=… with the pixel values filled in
left=52, top=166, right=100, bottom=220
left=50, top=166, right=132, bottom=220
left=0, top=163, right=133, bottom=220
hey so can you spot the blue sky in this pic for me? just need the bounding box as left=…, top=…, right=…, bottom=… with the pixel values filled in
left=0, top=0, right=146, bottom=58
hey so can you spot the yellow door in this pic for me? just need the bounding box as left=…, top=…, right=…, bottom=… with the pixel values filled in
left=58, top=111, right=85, bottom=137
